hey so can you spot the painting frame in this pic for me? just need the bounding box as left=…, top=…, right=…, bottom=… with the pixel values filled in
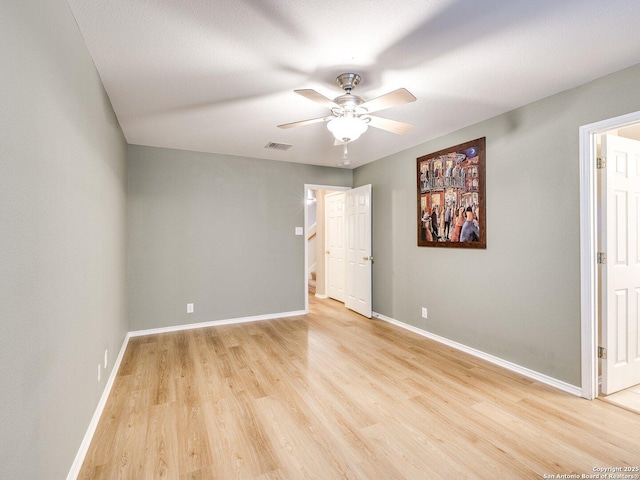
left=417, top=137, right=486, bottom=249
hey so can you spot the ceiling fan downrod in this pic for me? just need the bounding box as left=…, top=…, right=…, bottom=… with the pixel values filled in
left=341, top=141, right=351, bottom=166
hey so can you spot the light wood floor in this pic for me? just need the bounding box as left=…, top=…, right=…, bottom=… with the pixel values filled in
left=601, top=384, right=640, bottom=415
left=79, top=297, right=640, bottom=479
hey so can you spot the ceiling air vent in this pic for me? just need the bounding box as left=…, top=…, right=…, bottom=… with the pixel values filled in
left=265, top=142, right=293, bottom=151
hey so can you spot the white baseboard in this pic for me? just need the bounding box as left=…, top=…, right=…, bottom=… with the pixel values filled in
left=372, top=311, right=582, bottom=397
left=314, top=293, right=328, bottom=299
left=128, top=310, right=307, bottom=337
left=66, top=333, right=131, bottom=480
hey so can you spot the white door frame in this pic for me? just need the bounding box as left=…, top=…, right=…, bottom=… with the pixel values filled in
left=304, top=184, right=350, bottom=313
left=579, top=110, right=640, bottom=399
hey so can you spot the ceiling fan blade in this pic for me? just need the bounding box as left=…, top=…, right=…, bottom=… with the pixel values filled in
left=295, top=89, right=340, bottom=109
left=277, top=116, right=332, bottom=129
left=367, top=115, right=414, bottom=135
left=360, top=88, right=416, bottom=114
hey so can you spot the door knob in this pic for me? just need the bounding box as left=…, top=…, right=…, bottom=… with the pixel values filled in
left=326, top=250, right=330, bottom=254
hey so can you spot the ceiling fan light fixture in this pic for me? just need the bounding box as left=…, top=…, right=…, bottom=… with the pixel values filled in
left=327, top=116, right=368, bottom=142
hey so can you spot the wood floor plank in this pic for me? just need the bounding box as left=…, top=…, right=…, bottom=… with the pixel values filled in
left=79, top=297, right=640, bottom=479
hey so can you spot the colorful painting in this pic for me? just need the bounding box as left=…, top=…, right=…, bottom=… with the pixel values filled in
left=417, top=137, right=486, bottom=248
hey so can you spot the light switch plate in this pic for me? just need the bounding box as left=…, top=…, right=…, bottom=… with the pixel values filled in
left=295, top=227, right=303, bottom=235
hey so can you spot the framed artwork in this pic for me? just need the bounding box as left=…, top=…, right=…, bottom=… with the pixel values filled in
left=417, top=137, right=486, bottom=249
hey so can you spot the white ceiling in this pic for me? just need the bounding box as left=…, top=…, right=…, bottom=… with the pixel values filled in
left=66, top=0, right=640, bottom=169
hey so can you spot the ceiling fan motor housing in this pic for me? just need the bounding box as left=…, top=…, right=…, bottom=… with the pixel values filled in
left=333, top=94, right=366, bottom=115
left=336, top=73, right=361, bottom=93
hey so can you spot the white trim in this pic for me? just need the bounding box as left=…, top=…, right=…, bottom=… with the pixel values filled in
left=314, top=293, right=328, bottom=299
left=66, top=333, right=131, bottom=480
left=579, top=110, right=640, bottom=400
left=372, top=311, right=582, bottom=397
left=579, top=122, right=599, bottom=400
left=128, top=310, right=307, bottom=337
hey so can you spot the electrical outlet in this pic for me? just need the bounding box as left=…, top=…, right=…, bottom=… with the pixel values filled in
left=97, top=364, right=101, bottom=383
left=187, top=303, right=194, bottom=313
left=421, top=307, right=428, bottom=319
left=104, top=349, right=108, bottom=369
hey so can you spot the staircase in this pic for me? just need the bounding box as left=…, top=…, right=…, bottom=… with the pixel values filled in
left=308, top=271, right=316, bottom=294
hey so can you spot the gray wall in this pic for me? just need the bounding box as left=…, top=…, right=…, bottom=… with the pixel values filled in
left=2, top=0, right=639, bottom=473
left=127, top=145, right=352, bottom=331
left=354, top=63, right=640, bottom=386
left=0, top=0, right=128, bottom=478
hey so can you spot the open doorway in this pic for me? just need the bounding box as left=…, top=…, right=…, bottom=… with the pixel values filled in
left=304, top=184, right=350, bottom=313
left=580, top=111, right=640, bottom=408
left=304, top=184, right=373, bottom=317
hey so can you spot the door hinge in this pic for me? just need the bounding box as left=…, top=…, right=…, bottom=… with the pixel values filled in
left=598, top=346, right=607, bottom=359
left=597, top=252, right=607, bottom=264
left=597, top=157, right=606, bottom=169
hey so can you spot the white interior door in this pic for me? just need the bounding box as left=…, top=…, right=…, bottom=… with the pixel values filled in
left=325, top=191, right=346, bottom=302
left=600, top=134, right=640, bottom=394
left=345, top=184, right=372, bottom=318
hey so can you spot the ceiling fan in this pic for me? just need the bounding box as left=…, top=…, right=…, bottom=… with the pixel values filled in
left=278, top=73, right=416, bottom=166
